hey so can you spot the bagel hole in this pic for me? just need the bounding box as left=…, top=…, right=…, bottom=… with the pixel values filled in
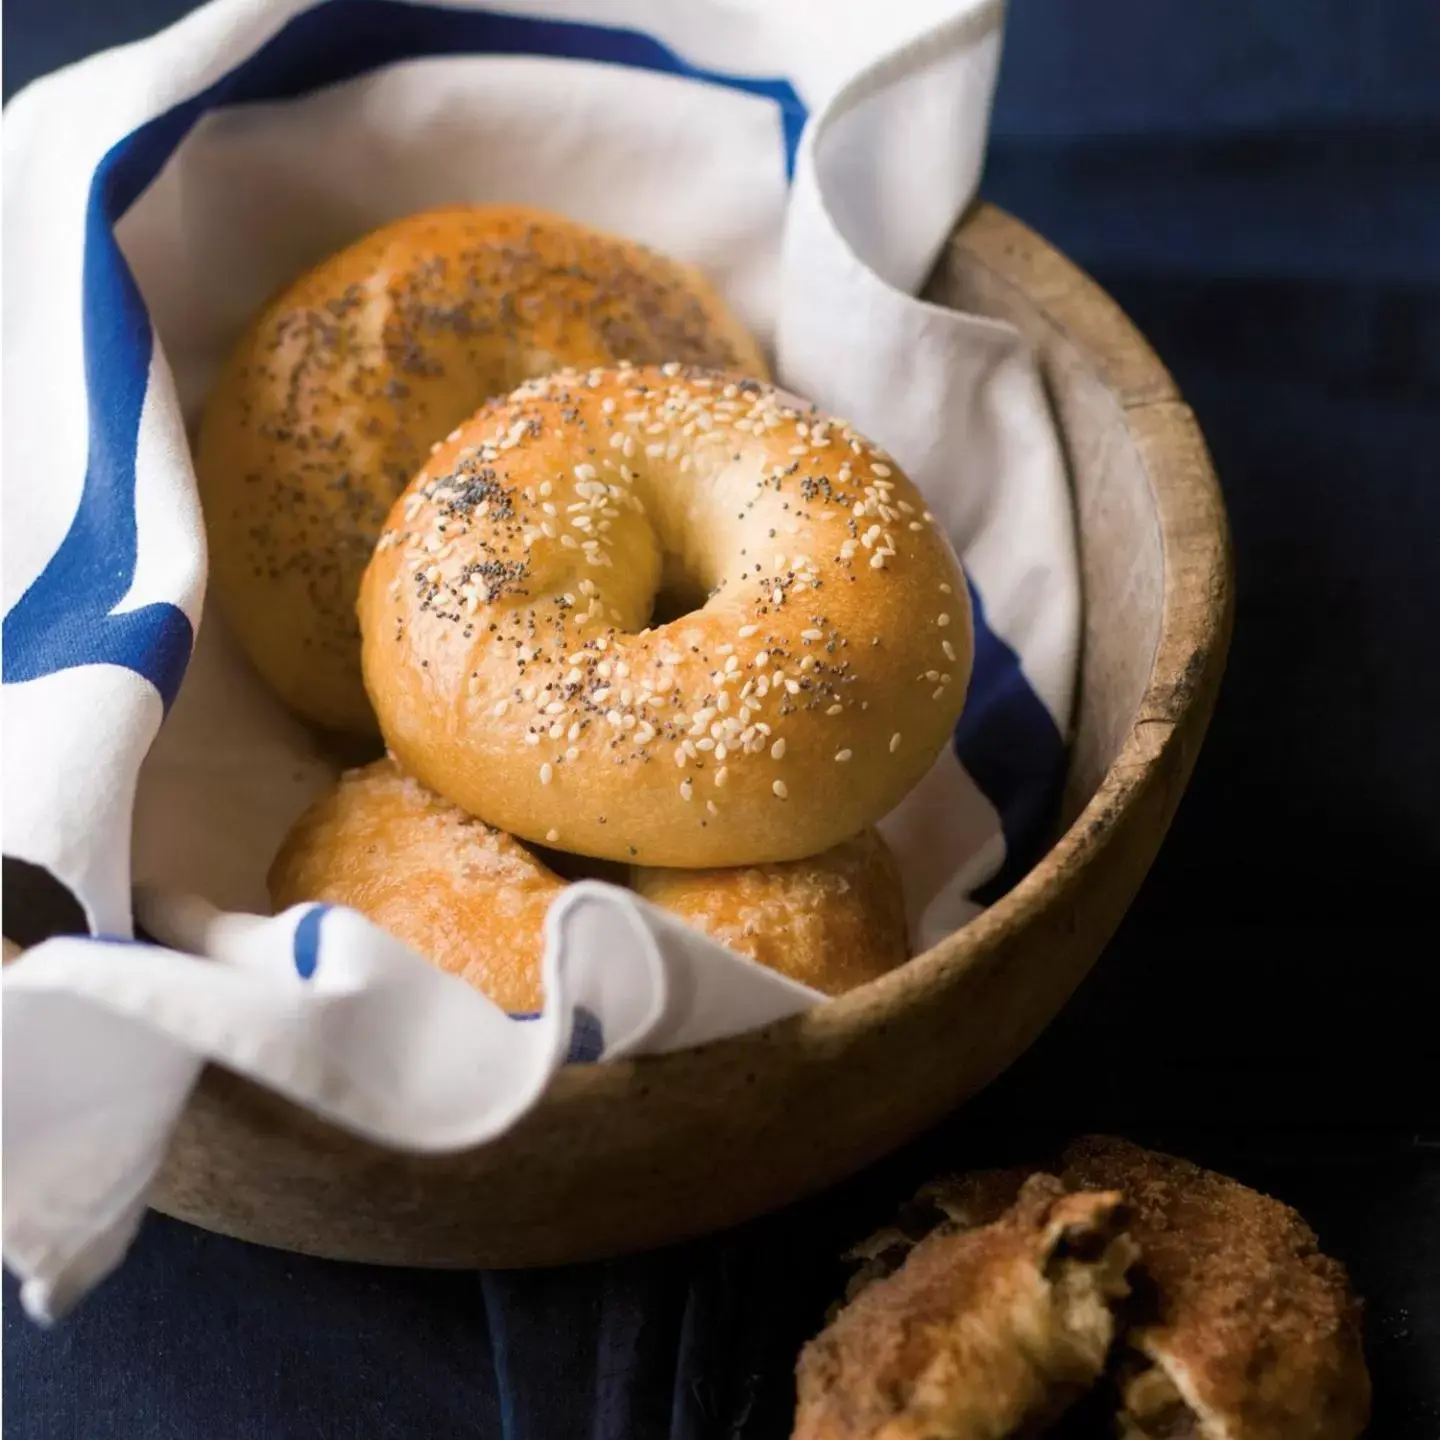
left=647, top=572, right=713, bottom=629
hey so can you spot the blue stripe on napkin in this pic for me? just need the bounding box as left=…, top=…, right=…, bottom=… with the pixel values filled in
left=956, top=576, right=1068, bottom=904
left=292, top=904, right=330, bottom=979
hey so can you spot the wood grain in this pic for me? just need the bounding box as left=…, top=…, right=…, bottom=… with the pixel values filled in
left=103, top=204, right=1237, bottom=1265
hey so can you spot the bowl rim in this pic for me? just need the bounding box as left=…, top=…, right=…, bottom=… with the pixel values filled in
left=138, top=201, right=1236, bottom=1265
left=8, top=202, right=1234, bottom=1145
left=542, top=199, right=1234, bottom=1092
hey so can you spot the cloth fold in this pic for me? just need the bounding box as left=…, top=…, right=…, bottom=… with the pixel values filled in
left=2, top=0, right=1077, bottom=1320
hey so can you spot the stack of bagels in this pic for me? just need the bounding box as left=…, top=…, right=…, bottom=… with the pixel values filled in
left=198, top=205, right=973, bottom=1011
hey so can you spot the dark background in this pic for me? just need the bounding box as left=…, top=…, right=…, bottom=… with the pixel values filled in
left=5, top=1, right=1438, bottom=1434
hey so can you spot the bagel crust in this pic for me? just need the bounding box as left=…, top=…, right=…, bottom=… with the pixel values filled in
left=359, top=365, right=972, bottom=867
left=268, top=759, right=560, bottom=1013
left=631, top=829, right=907, bottom=996
left=268, top=760, right=909, bottom=1010
left=197, top=206, right=767, bottom=733
left=837, top=1138, right=1372, bottom=1440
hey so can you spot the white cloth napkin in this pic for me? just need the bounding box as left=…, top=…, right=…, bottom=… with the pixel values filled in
left=1, top=0, right=1077, bottom=1321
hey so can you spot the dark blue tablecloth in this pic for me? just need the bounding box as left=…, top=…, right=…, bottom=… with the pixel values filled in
left=5, top=3, right=1438, bottom=1434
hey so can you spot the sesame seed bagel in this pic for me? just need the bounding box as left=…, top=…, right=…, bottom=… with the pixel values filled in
left=268, top=759, right=909, bottom=1010
left=197, top=205, right=767, bottom=734
left=358, top=364, right=972, bottom=867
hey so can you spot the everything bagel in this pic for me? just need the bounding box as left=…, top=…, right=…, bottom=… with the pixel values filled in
left=198, top=206, right=767, bottom=733
left=359, top=364, right=972, bottom=867
left=268, top=759, right=909, bottom=1010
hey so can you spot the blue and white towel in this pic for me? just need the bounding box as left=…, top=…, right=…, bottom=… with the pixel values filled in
left=1, top=0, right=1077, bottom=1321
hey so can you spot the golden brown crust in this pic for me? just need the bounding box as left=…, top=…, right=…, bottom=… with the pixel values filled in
left=631, top=829, right=907, bottom=995
left=794, top=1176, right=1136, bottom=1440
left=198, top=206, right=768, bottom=733
left=268, top=760, right=909, bottom=1010
left=268, top=758, right=564, bottom=1012
left=1058, top=1137, right=1371, bottom=1440
left=885, top=1139, right=1370, bottom=1440
left=358, top=365, right=972, bottom=867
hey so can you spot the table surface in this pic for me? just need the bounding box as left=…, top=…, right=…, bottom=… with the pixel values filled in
left=5, top=2, right=1438, bottom=1435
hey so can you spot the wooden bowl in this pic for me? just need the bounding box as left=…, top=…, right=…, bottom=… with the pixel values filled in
left=148, top=203, right=1233, bottom=1266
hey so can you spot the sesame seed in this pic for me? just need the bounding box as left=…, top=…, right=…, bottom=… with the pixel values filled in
left=675, top=749, right=689, bottom=768
left=827, top=704, right=844, bottom=716
left=872, top=463, right=892, bottom=477
left=870, top=554, right=886, bottom=569
left=540, top=763, right=554, bottom=784
left=772, top=780, right=789, bottom=799
left=771, top=739, right=787, bottom=760
left=738, top=624, right=759, bottom=638
left=889, top=733, right=902, bottom=753
left=715, top=767, right=729, bottom=787
left=939, top=583, right=952, bottom=594
left=942, top=640, right=956, bottom=661
left=680, top=779, right=694, bottom=801
left=938, top=612, right=951, bottom=627
left=706, top=801, right=719, bottom=816
left=546, top=829, right=560, bottom=843
left=494, top=699, right=509, bottom=716
left=835, top=749, right=852, bottom=762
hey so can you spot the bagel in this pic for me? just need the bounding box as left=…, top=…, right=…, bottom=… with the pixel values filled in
left=358, top=365, right=972, bottom=867
left=922, top=1138, right=1372, bottom=1440
left=630, top=831, right=906, bottom=996
left=795, top=1175, right=1137, bottom=1440
left=197, top=205, right=768, bottom=734
left=809, top=1137, right=1370, bottom=1440
left=267, top=759, right=909, bottom=1011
